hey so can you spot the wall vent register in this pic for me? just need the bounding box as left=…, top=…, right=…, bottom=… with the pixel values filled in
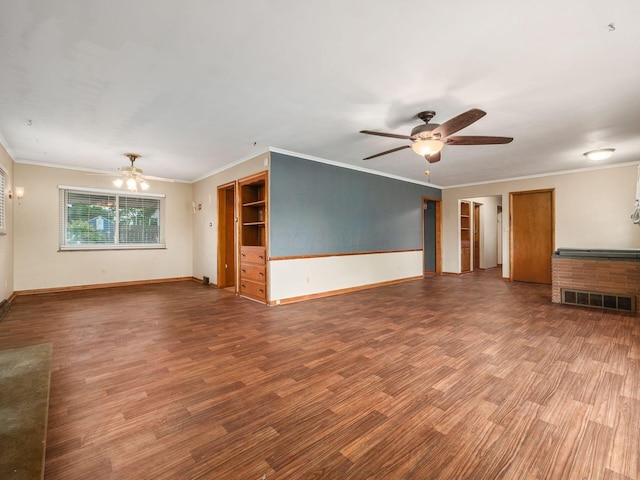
left=561, top=288, right=635, bottom=313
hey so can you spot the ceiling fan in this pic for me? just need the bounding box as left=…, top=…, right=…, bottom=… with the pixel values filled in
left=111, top=153, right=174, bottom=192
left=360, top=108, right=513, bottom=163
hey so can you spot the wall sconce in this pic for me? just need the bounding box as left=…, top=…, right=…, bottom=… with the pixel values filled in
left=8, top=187, right=24, bottom=200
left=192, top=201, right=202, bottom=213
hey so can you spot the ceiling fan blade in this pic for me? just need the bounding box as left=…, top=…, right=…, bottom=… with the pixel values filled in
left=445, top=136, right=514, bottom=145
left=426, top=152, right=441, bottom=163
left=363, top=145, right=411, bottom=160
left=360, top=130, right=413, bottom=140
left=432, top=109, right=486, bottom=138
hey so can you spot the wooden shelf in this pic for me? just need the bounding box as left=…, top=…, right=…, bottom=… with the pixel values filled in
left=239, top=171, right=268, bottom=304
left=460, top=200, right=471, bottom=273
left=243, top=200, right=266, bottom=207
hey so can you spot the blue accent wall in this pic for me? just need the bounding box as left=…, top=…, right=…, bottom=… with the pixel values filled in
left=269, top=152, right=441, bottom=257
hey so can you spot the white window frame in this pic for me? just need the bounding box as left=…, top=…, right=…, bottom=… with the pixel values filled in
left=59, top=185, right=166, bottom=251
left=0, top=167, right=6, bottom=235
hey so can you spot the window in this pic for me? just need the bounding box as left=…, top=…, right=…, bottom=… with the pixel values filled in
left=0, top=167, right=6, bottom=235
left=59, top=186, right=165, bottom=250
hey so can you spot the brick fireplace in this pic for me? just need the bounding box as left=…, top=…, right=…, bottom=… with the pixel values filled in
left=552, top=249, right=640, bottom=313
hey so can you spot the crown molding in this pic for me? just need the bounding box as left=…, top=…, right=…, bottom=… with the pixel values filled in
left=14, top=159, right=190, bottom=183
left=443, top=160, right=640, bottom=189
left=268, top=147, right=442, bottom=189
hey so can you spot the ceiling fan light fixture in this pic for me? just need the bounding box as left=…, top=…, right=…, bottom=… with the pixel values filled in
left=583, top=148, right=615, bottom=161
left=126, top=177, right=137, bottom=190
left=412, top=139, right=444, bottom=156
left=140, top=180, right=150, bottom=191
left=113, top=178, right=124, bottom=188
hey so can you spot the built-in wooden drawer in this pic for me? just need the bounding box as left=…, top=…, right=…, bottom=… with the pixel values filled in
left=240, top=246, right=266, bottom=265
left=240, top=263, right=266, bottom=283
left=240, top=279, right=266, bottom=301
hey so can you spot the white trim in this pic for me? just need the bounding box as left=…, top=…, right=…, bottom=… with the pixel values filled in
left=443, top=160, right=640, bottom=189
left=268, top=147, right=441, bottom=188
left=0, top=165, right=6, bottom=234
left=58, top=185, right=166, bottom=198
left=59, top=244, right=166, bottom=251
left=16, top=159, right=190, bottom=183
left=191, top=151, right=272, bottom=183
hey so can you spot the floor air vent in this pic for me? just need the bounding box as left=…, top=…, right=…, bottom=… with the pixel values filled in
left=561, top=289, right=635, bottom=313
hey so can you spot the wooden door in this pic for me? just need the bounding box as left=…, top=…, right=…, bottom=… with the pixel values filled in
left=217, top=183, right=236, bottom=289
left=510, top=189, right=554, bottom=284
left=473, top=203, right=481, bottom=270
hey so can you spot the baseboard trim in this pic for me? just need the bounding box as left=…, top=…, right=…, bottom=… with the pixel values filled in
left=14, top=277, right=195, bottom=296
left=269, top=276, right=423, bottom=306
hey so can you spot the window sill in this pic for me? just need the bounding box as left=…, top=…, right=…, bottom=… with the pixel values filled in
left=59, top=244, right=167, bottom=252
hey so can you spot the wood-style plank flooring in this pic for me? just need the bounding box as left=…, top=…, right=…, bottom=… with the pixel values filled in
left=1, top=270, right=639, bottom=479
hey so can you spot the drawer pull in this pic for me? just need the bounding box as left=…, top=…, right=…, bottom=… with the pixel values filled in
left=259, top=289, right=264, bottom=293
left=241, top=284, right=246, bottom=288
left=241, top=269, right=246, bottom=273
left=259, top=272, right=264, bottom=277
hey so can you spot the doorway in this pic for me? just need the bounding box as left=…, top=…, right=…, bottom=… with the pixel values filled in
left=423, top=197, right=442, bottom=274
left=510, top=189, right=555, bottom=284
left=217, top=182, right=236, bottom=289
left=460, top=195, right=502, bottom=273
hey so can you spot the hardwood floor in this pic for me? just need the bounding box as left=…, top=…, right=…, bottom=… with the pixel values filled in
left=1, top=270, right=639, bottom=479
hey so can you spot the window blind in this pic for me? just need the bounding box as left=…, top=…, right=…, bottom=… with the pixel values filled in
left=0, top=168, right=6, bottom=234
left=59, top=187, right=165, bottom=250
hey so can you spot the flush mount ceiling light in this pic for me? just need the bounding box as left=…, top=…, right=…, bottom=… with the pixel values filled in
left=583, top=148, right=615, bottom=161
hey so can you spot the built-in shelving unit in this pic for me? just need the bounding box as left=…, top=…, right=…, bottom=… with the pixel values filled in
left=239, top=171, right=268, bottom=303
left=460, top=200, right=471, bottom=273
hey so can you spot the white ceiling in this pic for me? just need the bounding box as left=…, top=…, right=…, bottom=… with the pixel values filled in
left=1, top=0, right=639, bottom=187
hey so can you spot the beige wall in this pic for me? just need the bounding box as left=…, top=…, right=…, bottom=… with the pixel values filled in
left=442, top=163, right=640, bottom=276
left=0, top=144, right=14, bottom=300
left=192, top=153, right=269, bottom=284
left=14, top=163, right=193, bottom=291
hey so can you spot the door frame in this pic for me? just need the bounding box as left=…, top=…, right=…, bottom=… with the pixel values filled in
left=422, top=196, right=442, bottom=274
left=509, top=188, right=555, bottom=282
left=217, top=181, right=237, bottom=290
